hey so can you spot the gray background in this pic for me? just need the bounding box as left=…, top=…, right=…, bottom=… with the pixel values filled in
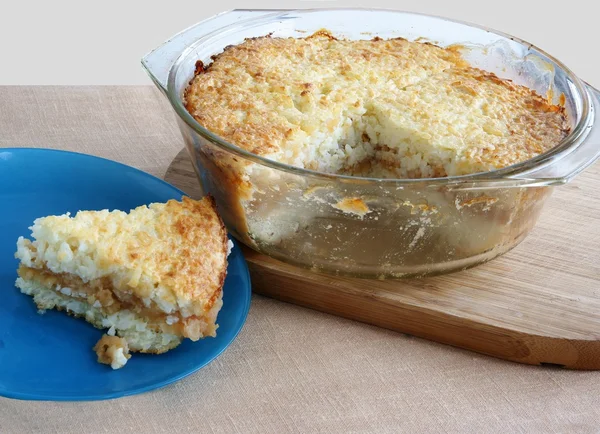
left=1, top=0, right=598, bottom=86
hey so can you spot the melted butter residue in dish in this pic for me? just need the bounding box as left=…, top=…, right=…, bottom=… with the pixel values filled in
left=332, top=197, right=371, bottom=217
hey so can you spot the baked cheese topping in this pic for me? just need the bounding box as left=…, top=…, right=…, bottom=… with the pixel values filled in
left=184, top=32, right=568, bottom=178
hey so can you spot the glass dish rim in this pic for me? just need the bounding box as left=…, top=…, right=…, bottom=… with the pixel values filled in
left=166, top=7, right=592, bottom=186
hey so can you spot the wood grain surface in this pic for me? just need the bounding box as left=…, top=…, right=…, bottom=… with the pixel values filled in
left=165, top=148, right=600, bottom=370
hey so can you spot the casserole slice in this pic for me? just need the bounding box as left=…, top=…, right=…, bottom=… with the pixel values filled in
left=15, top=196, right=231, bottom=368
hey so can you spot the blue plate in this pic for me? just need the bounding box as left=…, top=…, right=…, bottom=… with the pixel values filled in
left=0, top=148, right=251, bottom=401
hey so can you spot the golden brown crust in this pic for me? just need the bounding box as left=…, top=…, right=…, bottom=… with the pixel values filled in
left=184, top=32, right=568, bottom=177
left=184, top=33, right=467, bottom=161
left=371, top=66, right=569, bottom=173
left=160, top=196, right=228, bottom=313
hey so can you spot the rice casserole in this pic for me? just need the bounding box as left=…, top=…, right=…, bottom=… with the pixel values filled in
left=184, top=31, right=569, bottom=179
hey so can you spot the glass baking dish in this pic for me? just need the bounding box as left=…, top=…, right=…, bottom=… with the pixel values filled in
left=142, top=9, right=600, bottom=278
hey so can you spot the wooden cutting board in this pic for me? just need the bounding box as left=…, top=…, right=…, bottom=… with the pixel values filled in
left=165, top=149, right=600, bottom=370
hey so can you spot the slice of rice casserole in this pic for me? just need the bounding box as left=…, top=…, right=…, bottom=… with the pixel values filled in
left=15, top=196, right=231, bottom=368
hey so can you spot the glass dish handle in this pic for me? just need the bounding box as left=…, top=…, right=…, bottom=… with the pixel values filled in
left=141, top=10, right=278, bottom=94
left=510, top=82, right=600, bottom=185
left=450, top=83, right=600, bottom=191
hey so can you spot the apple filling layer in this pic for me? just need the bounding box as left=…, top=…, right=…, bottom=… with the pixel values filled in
left=17, top=265, right=221, bottom=344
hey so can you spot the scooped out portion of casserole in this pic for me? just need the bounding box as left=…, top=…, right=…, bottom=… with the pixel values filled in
left=184, top=31, right=569, bottom=179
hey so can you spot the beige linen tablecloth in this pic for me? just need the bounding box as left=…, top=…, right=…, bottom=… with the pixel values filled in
left=1, top=86, right=599, bottom=434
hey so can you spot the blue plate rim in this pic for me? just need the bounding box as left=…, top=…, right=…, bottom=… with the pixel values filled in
left=0, top=147, right=252, bottom=402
